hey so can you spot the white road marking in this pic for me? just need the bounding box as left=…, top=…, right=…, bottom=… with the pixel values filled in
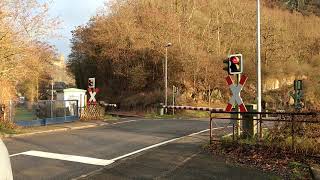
left=9, top=126, right=225, bottom=167
left=111, top=120, right=138, bottom=125
left=9, top=152, right=24, bottom=157
left=11, top=151, right=114, bottom=166
left=110, top=127, right=223, bottom=162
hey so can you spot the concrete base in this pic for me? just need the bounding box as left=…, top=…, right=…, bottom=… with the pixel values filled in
left=242, top=104, right=257, bottom=138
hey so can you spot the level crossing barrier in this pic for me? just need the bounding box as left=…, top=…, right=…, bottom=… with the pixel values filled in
left=99, top=101, right=117, bottom=108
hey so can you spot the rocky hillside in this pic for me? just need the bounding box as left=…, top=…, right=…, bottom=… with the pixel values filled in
left=267, top=0, right=320, bottom=16
left=68, top=0, right=320, bottom=109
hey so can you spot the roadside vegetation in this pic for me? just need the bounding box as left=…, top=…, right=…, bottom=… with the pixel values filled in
left=68, top=0, right=320, bottom=110
left=0, top=0, right=62, bottom=103
left=207, top=114, right=320, bottom=179
left=0, top=119, right=18, bottom=135
left=207, top=139, right=313, bottom=179
left=0, top=0, right=68, bottom=129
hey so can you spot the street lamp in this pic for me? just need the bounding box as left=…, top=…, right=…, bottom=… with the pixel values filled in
left=164, top=43, right=172, bottom=112
left=256, top=0, right=261, bottom=113
left=256, top=0, right=262, bottom=136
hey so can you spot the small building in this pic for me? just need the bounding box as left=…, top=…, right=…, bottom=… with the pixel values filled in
left=56, top=88, right=87, bottom=110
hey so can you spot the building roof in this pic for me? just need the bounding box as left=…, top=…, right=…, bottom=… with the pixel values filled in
left=63, top=88, right=87, bottom=93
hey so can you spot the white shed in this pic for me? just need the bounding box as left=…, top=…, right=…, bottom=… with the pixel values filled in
left=57, top=88, right=87, bottom=109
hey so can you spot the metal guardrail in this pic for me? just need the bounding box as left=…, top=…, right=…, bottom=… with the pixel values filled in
left=163, top=105, right=320, bottom=153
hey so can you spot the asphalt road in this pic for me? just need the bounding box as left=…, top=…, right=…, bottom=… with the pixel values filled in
left=81, top=132, right=276, bottom=180
left=4, top=118, right=226, bottom=180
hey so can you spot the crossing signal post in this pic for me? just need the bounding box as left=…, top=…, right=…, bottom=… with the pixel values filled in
left=223, top=54, right=245, bottom=138
left=87, top=78, right=99, bottom=106
left=290, top=80, right=304, bottom=110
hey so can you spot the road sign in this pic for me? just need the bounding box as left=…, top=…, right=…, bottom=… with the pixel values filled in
left=88, top=88, right=99, bottom=105
left=225, top=75, right=248, bottom=112
left=88, top=78, right=95, bottom=88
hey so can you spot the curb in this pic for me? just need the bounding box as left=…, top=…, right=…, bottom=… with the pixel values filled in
left=1, top=123, right=108, bottom=139
left=108, top=113, right=144, bottom=118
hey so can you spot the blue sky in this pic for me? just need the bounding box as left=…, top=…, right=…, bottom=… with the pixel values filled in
left=42, top=0, right=108, bottom=58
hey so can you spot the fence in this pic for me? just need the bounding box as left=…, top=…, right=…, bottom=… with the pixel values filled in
left=5, top=100, right=79, bottom=127
left=163, top=105, right=320, bottom=156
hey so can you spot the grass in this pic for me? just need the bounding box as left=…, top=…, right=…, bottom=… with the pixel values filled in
left=145, top=112, right=178, bottom=119
left=0, top=126, right=17, bottom=135
left=288, top=162, right=311, bottom=180
left=179, top=110, right=211, bottom=118
left=213, top=135, right=313, bottom=179
left=220, top=126, right=320, bottom=156
left=0, top=121, right=19, bottom=135
left=14, top=107, right=36, bottom=121
left=103, top=114, right=119, bottom=121
left=145, top=109, right=215, bottom=119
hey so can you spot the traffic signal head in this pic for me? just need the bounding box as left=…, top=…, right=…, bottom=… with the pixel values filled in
left=294, top=80, right=303, bottom=91
left=225, top=54, right=243, bottom=75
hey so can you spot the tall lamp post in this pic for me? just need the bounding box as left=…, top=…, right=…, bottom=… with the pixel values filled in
left=257, top=0, right=262, bottom=135
left=51, top=80, right=54, bottom=119
left=164, top=43, right=172, bottom=112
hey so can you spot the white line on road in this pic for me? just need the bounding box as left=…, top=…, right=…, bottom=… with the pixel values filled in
left=9, top=152, right=24, bottom=157
left=10, top=126, right=225, bottom=168
left=73, top=127, right=224, bottom=179
left=111, top=119, right=139, bottom=125
left=11, top=151, right=114, bottom=166
left=110, top=127, right=223, bottom=162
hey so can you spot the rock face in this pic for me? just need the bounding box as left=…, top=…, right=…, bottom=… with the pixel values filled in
left=263, top=75, right=307, bottom=91
left=263, top=76, right=295, bottom=91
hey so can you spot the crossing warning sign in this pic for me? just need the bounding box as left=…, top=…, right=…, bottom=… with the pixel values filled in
left=225, top=75, right=248, bottom=112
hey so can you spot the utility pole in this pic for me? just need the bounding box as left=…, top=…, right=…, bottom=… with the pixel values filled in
left=208, top=85, right=211, bottom=107
left=256, top=0, right=262, bottom=132
left=165, top=47, right=168, bottom=111
left=172, top=85, right=175, bottom=115
left=51, top=80, right=54, bottom=119
left=51, top=81, right=54, bottom=101
left=164, top=43, right=172, bottom=113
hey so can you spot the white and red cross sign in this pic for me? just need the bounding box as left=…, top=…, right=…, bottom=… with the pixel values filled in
left=88, top=88, right=99, bottom=105
left=225, top=75, right=248, bottom=112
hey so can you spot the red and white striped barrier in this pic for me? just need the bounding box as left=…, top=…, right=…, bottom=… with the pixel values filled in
left=163, top=105, right=224, bottom=113
left=99, top=101, right=117, bottom=108
left=225, top=75, right=248, bottom=112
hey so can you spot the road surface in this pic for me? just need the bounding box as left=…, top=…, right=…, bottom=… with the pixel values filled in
left=4, top=118, right=226, bottom=179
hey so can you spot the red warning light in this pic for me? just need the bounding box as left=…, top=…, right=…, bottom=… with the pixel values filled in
left=230, top=56, right=239, bottom=64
